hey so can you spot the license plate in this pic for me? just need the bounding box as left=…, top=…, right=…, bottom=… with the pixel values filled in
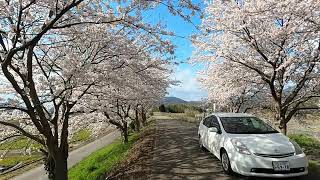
left=272, top=161, right=290, bottom=171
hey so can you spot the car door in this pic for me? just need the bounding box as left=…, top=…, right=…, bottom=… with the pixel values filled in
left=206, top=116, right=222, bottom=157
left=200, top=117, right=210, bottom=148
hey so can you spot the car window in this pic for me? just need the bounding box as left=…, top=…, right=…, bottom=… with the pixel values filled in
left=251, top=118, right=272, bottom=132
left=203, top=116, right=221, bottom=130
left=209, top=116, right=221, bottom=131
left=219, top=117, right=278, bottom=134
left=203, top=117, right=211, bottom=127
left=210, top=116, right=219, bottom=128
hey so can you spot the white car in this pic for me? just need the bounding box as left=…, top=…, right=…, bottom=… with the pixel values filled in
left=198, top=113, right=308, bottom=178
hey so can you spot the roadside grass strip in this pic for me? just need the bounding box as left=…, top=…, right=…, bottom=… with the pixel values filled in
left=289, top=134, right=320, bottom=150
left=309, top=160, right=320, bottom=175
left=68, top=133, right=139, bottom=180
left=289, top=134, right=320, bottom=174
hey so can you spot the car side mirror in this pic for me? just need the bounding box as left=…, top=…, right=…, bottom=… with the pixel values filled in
left=209, top=127, right=218, bottom=133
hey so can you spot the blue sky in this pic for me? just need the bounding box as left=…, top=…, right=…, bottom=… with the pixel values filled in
left=145, top=2, right=208, bottom=101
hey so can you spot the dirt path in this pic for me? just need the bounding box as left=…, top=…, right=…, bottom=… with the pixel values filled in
left=149, top=120, right=238, bottom=180
left=148, top=119, right=317, bottom=180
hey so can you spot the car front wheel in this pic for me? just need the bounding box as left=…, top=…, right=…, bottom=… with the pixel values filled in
left=221, top=150, right=233, bottom=174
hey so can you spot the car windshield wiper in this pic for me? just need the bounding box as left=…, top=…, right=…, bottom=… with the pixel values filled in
left=246, top=131, right=279, bottom=134
left=262, top=131, right=279, bottom=134
left=227, top=131, right=258, bottom=134
left=227, top=131, right=278, bottom=134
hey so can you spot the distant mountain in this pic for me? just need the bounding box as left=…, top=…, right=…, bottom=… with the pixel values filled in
left=161, top=97, right=188, bottom=105
left=160, top=97, right=202, bottom=105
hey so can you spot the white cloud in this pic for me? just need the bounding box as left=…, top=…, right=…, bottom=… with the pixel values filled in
left=167, top=67, right=207, bottom=101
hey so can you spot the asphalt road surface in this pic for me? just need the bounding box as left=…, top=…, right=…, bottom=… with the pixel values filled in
left=12, top=131, right=120, bottom=180
left=148, top=119, right=317, bottom=180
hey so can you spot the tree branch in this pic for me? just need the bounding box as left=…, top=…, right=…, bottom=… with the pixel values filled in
left=0, top=121, right=44, bottom=145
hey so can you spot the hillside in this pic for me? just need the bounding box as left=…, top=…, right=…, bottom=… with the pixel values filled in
left=160, top=97, right=201, bottom=105
left=161, top=97, right=187, bottom=104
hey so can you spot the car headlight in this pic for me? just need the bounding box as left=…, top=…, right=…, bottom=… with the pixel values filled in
left=231, top=139, right=251, bottom=155
left=290, top=139, right=303, bottom=155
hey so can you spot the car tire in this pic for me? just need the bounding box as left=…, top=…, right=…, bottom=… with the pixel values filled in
left=221, top=150, right=233, bottom=175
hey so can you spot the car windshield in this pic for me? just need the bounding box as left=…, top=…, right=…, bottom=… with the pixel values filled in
left=219, top=117, right=278, bottom=134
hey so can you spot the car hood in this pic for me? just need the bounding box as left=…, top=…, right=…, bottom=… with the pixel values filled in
left=229, top=133, right=295, bottom=154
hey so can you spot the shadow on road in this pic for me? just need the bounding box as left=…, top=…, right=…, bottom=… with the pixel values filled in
left=149, top=120, right=315, bottom=180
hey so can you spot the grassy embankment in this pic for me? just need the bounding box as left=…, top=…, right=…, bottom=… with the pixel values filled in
left=0, top=137, right=42, bottom=168
left=0, top=128, right=109, bottom=180
left=0, top=138, right=41, bottom=151
left=68, top=124, right=153, bottom=180
left=0, top=129, right=91, bottom=168
left=70, top=129, right=92, bottom=143
left=289, top=134, right=320, bottom=175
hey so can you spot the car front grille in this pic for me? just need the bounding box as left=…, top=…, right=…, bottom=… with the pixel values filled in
left=254, top=152, right=295, bottom=158
left=251, top=167, right=305, bottom=174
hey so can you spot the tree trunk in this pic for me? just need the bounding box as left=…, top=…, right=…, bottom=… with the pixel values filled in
left=43, top=149, right=68, bottom=180
left=141, top=107, right=147, bottom=126
left=279, top=121, right=287, bottom=135
left=135, top=108, right=140, bottom=132
left=277, top=111, right=288, bottom=135
left=123, top=121, right=128, bottom=143
left=281, top=124, right=287, bottom=135
left=53, top=152, right=68, bottom=180
left=44, top=153, right=55, bottom=180
left=274, top=103, right=288, bottom=135
left=43, top=138, right=68, bottom=180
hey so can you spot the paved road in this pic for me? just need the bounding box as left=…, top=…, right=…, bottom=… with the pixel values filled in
left=12, top=131, right=120, bottom=180
left=149, top=120, right=316, bottom=180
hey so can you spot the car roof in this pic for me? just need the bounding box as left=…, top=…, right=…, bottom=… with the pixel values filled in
left=209, top=112, right=255, bottom=118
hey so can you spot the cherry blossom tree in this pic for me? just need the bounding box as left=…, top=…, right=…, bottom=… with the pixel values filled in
left=193, top=0, right=320, bottom=134
left=0, top=1, right=200, bottom=179
left=199, top=60, right=269, bottom=113
left=76, top=32, right=172, bottom=142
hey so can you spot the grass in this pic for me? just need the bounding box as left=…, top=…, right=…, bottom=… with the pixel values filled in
left=0, top=137, right=41, bottom=150
left=309, top=160, right=320, bottom=175
left=151, top=112, right=201, bottom=123
left=68, top=133, right=140, bottom=180
left=71, top=129, right=91, bottom=143
left=289, top=134, right=320, bottom=154
left=164, top=104, right=203, bottom=114
left=0, top=155, right=41, bottom=166
left=0, top=129, right=90, bottom=152
left=289, top=134, right=320, bottom=175
left=289, top=134, right=320, bottom=146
